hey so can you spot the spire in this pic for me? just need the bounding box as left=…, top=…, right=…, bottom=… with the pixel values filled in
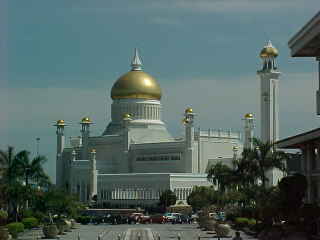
left=131, top=48, right=143, bottom=71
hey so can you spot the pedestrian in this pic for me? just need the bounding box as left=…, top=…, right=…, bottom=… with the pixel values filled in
left=232, top=231, right=243, bottom=240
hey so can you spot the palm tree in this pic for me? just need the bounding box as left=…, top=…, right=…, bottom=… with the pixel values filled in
left=207, top=162, right=235, bottom=192
left=244, top=138, right=287, bottom=189
left=0, top=146, right=25, bottom=219
left=15, top=151, right=50, bottom=188
left=0, top=146, right=21, bottom=185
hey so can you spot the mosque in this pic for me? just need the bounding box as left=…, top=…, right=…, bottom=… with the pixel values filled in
left=54, top=43, right=280, bottom=207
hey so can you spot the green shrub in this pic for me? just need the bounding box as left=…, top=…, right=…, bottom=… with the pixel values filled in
left=247, top=218, right=257, bottom=230
left=234, top=217, right=249, bottom=228
left=0, top=210, right=8, bottom=226
left=6, top=222, right=24, bottom=239
left=33, top=212, right=46, bottom=223
left=76, top=216, right=90, bottom=225
left=22, top=217, right=39, bottom=229
left=22, top=209, right=34, bottom=218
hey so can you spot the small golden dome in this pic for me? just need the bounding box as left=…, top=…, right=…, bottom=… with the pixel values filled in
left=233, top=146, right=239, bottom=150
left=260, top=41, right=278, bottom=58
left=56, top=119, right=65, bottom=125
left=244, top=113, right=254, bottom=119
left=81, top=117, right=92, bottom=123
left=182, top=118, right=189, bottom=124
left=91, top=149, right=96, bottom=153
left=111, top=71, right=162, bottom=100
left=123, top=113, right=132, bottom=119
left=185, top=108, right=193, bottom=114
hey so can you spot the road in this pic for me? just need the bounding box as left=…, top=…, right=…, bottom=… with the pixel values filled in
left=20, top=223, right=257, bottom=240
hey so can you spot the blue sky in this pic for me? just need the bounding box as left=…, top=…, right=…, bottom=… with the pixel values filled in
left=1, top=0, right=319, bottom=182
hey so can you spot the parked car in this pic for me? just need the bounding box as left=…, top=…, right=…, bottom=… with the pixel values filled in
left=164, top=213, right=180, bottom=222
left=150, top=214, right=166, bottom=224
left=140, top=215, right=151, bottom=224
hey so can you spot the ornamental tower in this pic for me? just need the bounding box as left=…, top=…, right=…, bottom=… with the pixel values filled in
left=183, top=107, right=195, bottom=172
left=257, top=41, right=280, bottom=144
left=89, top=149, right=98, bottom=201
left=54, top=119, right=66, bottom=187
left=80, top=117, right=93, bottom=159
left=257, top=41, right=283, bottom=186
left=243, top=113, right=255, bottom=149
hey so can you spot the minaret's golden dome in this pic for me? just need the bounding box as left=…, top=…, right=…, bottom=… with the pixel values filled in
left=185, top=108, right=193, bottom=114
left=81, top=117, right=92, bottom=123
left=111, top=49, right=162, bottom=101
left=244, top=113, right=254, bottom=119
left=56, top=119, right=65, bottom=125
left=260, top=40, right=278, bottom=58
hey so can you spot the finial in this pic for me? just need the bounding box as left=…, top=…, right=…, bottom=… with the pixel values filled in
left=131, top=48, right=143, bottom=71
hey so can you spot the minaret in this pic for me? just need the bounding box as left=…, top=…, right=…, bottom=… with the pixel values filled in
left=89, top=149, right=98, bottom=201
left=233, top=146, right=239, bottom=162
left=80, top=117, right=93, bottom=160
left=243, top=113, right=255, bottom=149
left=183, top=108, right=195, bottom=172
left=54, top=119, right=67, bottom=188
left=257, top=41, right=283, bottom=186
left=257, top=40, right=280, bottom=144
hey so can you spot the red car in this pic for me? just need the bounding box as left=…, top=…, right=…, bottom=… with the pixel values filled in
left=149, top=214, right=167, bottom=224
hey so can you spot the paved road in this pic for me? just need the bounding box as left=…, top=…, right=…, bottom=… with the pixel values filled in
left=20, top=223, right=257, bottom=240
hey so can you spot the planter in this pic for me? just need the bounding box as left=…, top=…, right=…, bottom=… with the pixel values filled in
left=0, top=227, right=11, bottom=240
left=43, top=225, right=58, bottom=239
left=56, top=223, right=66, bottom=235
left=205, top=219, right=216, bottom=231
left=64, top=221, right=72, bottom=232
left=215, top=223, right=231, bottom=237
left=70, top=219, right=76, bottom=229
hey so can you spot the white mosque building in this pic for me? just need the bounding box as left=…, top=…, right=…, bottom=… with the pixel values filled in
left=54, top=43, right=280, bottom=206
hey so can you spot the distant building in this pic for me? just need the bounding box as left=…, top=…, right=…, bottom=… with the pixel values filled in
left=277, top=11, right=320, bottom=203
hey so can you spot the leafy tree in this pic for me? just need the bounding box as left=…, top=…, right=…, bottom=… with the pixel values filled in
left=207, top=162, right=235, bottom=192
left=33, top=187, right=82, bottom=218
left=159, top=189, right=177, bottom=208
left=187, top=186, right=218, bottom=210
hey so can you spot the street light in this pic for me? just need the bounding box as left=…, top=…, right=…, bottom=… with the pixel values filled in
left=36, top=137, right=40, bottom=156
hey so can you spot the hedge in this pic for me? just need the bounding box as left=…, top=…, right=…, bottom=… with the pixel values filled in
left=76, top=216, right=90, bottom=225
left=234, top=217, right=256, bottom=229
left=6, top=222, right=24, bottom=238
left=22, top=217, right=39, bottom=229
left=234, top=217, right=249, bottom=228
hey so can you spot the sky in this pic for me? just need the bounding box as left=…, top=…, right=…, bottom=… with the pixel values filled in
left=1, top=0, right=319, bottom=183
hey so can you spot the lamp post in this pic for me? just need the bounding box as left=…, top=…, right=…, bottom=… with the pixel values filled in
left=36, top=137, right=40, bottom=156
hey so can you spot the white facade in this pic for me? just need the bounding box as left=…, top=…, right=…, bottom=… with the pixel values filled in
left=54, top=51, right=243, bottom=206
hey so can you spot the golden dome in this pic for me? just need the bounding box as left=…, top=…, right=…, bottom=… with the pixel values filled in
left=56, top=119, right=65, bottom=125
left=91, top=149, right=96, bottom=153
left=185, top=108, right=193, bottom=114
left=260, top=41, right=278, bottom=58
left=122, top=113, right=132, bottom=119
left=182, top=118, right=189, bottom=124
left=111, top=71, right=162, bottom=100
left=81, top=117, right=92, bottom=123
left=244, top=113, right=254, bottom=119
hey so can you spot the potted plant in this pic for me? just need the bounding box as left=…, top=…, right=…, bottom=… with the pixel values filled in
left=0, top=210, right=10, bottom=240
left=42, top=213, right=58, bottom=239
